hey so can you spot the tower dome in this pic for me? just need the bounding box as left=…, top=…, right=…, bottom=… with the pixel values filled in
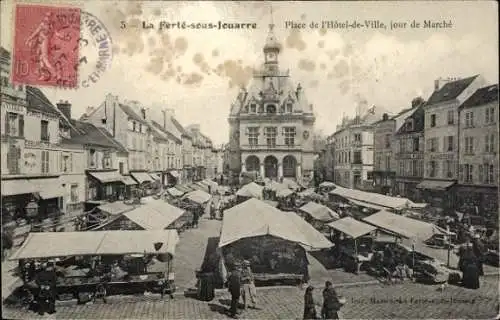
left=263, top=24, right=281, bottom=53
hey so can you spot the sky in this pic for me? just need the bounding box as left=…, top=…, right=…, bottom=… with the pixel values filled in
left=1, top=0, right=498, bottom=145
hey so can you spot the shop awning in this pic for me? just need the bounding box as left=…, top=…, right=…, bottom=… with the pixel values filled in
left=276, top=188, right=294, bottom=198
left=98, top=201, right=136, bottom=216
left=348, top=199, right=385, bottom=211
left=168, top=170, right=180, bottom=178
left=1, top=179, right=40, bottom=197
left=416, top=180, right=455, bottom=191
left=327, top=217, right=376, bottom=239
left=183, top=190, right=211, bottom=205
left=122, top=176, right=138, bottom=186
left=175, top=185, right=191, bottom=193
left=236, top=182, right=263, bottom=199
left=131, top=172, right=153, bottom=184
left=38, top=186, right=65, bottom=200
left=329, top=186, right=414, bottom=210
left=149, top=173, right=161, bottom=181
left=319, top=181, right=336, bottom=188
left=9, top=230, right=179, bottom=259
left=123, top=200, right=185, bottom=230
left=167, top=187, right=185, bottom=197
left=88, top=171, right=124, bottom=183
left=300, top=202, right=339, bottom=222
left=219, top=198, right=332, bottom=250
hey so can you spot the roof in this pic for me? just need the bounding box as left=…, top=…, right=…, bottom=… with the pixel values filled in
left=119, top=103, right=147, bottom=124
left=10, top=230, right=180, bottom=259
left=98, top=201, right=136, bottom=216
left=236, top=182, right=263, bottom=199
left=26, top=86, right=61, bottom=116
left=330, top=185, right=414, bottom=210
left=300, top=202, right=339, bottom=222
left=122, top=200, right=185, bottom=230
left=183, top=190, right=211, bottom=204
left=219, top=198, right=332, bottom=249
left=362, top=210, right=447, bottom=241
left=459, top=84, right=499, bottom=110
left=64, top=120, right=127, bottom=152
left=0, top=46, right=10, bottom=59
left=171, top=116, right=192, bottom=139
left=327, top=217, right=376, bottom=239
left=151, top=121, right=182, bottom=144
left=427, top=75, right=478, bottom=105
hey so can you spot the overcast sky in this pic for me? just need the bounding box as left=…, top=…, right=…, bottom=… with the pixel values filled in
left=1, top=1, right=498, bottom=145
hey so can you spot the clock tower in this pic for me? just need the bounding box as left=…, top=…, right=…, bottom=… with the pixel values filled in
left=263, top=23, right=281, bottom=69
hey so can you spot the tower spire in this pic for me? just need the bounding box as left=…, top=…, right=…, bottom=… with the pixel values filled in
left=270, top=3, right=274, bottom=30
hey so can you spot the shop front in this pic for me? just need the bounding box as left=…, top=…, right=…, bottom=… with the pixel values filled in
left=130, top=171, right=154, bottom=196
left=87, top=170, right=127, bottom=202
left=416, top=180, right=456, bottom=212
left=1, top=178, right=40, bottom=225
left=394, top=178, right=422, bottom=202
left=166, top=170, right=180, bottom=187
left=456, top=185, right=498, bottom=218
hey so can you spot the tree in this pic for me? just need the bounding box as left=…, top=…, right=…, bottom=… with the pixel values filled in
left=411, top=96, right=425, bottom=108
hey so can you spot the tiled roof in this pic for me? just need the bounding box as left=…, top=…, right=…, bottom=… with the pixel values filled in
left=151, top=121, right=182, bottom=144
left=427, top=75, right=478, bottom=105
left=26, top=86, right=61, bottom=116
left=0, top=46, right=10, bottom=59
left=459, top=84, right=498, bottom=110
left=171, top=117, right=192, bottom=139
left=119, top=103, right=147, bottom=124
left=63, top=120, right=127, bottom=152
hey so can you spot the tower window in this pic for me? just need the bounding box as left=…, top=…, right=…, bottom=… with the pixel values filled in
left=266, top=104, right=276, bottom=114
left=250, top=103, right=257, bottom=113
left=286, top=103, right=293, bottom=113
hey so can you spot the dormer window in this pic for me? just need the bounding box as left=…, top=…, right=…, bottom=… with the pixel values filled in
left=250, top=103, right=257, bottom=113
left=266, top=104, right=276, bottom=114
left=286, top=103, right=293, bottom=113
left=406, top=119, right=414, bottom=131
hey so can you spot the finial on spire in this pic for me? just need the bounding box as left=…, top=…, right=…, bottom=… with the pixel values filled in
left=269, top=3, right=274, bottom=30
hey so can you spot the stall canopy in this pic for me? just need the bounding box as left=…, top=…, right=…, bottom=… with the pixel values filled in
left=175, top=185, right=192, bottom=193
left=281, top=178, right=300, bottom=190
left=300, top=202, right=340, bottom=222
left=219, top=198, right=332, bottom=250
left=265, top=180, right=288, bottom=192
left=122, top=176, right=138, bottom=186
left=193, top=182, right=209, bottom=192
left=10, top=230, right=179, bottom=259
left=88, top=171, right=125, bottom=184
left=416, top=180, right=455, bottom=191
left=327, top=217, right=376, bottom=239
left=167, top=187, right=185, bottom=197
left=319, top=181, right=336, bottom=188
left=98, top=201, right=136, bottom=216
left=168, top=170, right=180, bottom=178
left=236, top=182, right=263, bottom=199
left=298, top=188, right=316, bottom=197
left=348, top=199, right=386, bottom=211
left=184, top=190, right=211, bottom=204
left=202, top=179, right=218, bottom=189
left=131, top=172, right=153, bottom=184
left=362, top=210, right=448, bottom=241
left=121, top=200, right=185, bottom=230
left=1, top=179, right=40, bottom=196
left=330, top=186, right=416, bottom=210
left=149, top=173, right=161, bottom=181
left=276, top=188, right=294, bottom=198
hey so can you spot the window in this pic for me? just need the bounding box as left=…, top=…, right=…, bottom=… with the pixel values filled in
left=399, top=139, right=406, bottom=153
left=444, top=160, right=454, bottom=178
left=412, top=160, right=418, bottom=176
left=446, top=136, right=454, bottom=152
left=463, top=164, right=473, bottom=183
left=427, top=138, right=438, bottom=152
left=132, top=121, right=136, bottom=131
left=40, top=120, right=49, bottom=141
left=62, top=153, right=72, bottom=172
left=353, top=151, right=363, bottom=164
left=139, top=124, right=142, bottom=133
left=250, top=103, right=257, bottom=113
left=384, top=134, right=391, bottom=148
left=399, top=161, right=404, bottom=176
left=464, top=137, right=474, bottom=154
left=465, top=112, right=474, bottom=127
left=6, top=144, right=21, bottom=174
left=5, top=112, right=24, bottom=137
left=286, top=103, right=293, bottom=113
left=41, top=150, right=50, bottom=173
left=70, top=184, right=79, bottom=202
left=248, top=127, right=259, bottom=146
left=430, top=114, right=436, bottom=127
left=105, top=185, right=113, bottom=196
left=485, top=134, right=495, bottom=153
left=266, top=104, right=276, bottom=114
left=354, top=133, right=361, bottom=143
left=119, top=162, right=124, bottom=174
left=264, top=127, right=277, bottom=148
left=412, top=137, right=420, bottom=152
left=486, top=165, right=495, bottom=184
left=447, top=110, right=454, bottom=124
left=406, top=119, right=414, bottom=131
left=428, top=161, right=438, bottom=178
left=283, top=127, right=296, bottom=146
left=485, top=107, right=495, bottom=124
left=103, top=152, right=112, bottom=168
left=89, top=149, right=96, bottom=167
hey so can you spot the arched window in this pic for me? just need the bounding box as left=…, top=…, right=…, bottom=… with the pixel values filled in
left=266, top=104, right=276, bottom=114
left=286, top=102, right=293, bottom=113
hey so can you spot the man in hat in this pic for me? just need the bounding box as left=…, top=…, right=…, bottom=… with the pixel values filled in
left=240, top=260, right=257, bottom=309
left=34, top=261, right=57, bottom=315
left=322, top=281, right=343, bottom=319
left=226, top=262, right=242, bottom=318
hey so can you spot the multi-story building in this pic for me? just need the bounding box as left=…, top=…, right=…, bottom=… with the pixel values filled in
left=393, top=100, right=426, bottom=201
left=418, top=76, right=487, bottom=209
left=457, top=84, right=498, bottom=216
left=323, top=135, right=335, bottom=182
left=151, top=119, right=182, bottom=185
left=227, top=24, right=316, bottom=183
left=332, top=106, right=388, bottom=190
left=171, top=117, right=194, bottom=183
left=187, top=124, right=215, bottom=180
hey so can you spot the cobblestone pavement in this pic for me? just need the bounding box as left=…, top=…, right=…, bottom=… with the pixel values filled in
left=3, top=276, right=498, bottom=319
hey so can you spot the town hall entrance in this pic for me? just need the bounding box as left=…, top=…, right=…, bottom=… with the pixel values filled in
left=245, top=155, right=260, bottom=173
left=283, top=155, right=297, bottom=178
left=264, top=156, right=278, bottom=179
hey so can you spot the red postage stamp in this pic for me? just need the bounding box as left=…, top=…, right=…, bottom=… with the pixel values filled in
left=12, top=4, right=81, bottom=88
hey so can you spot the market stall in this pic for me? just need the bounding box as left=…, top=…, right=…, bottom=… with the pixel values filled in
left=318, top=181, right=336, bottom=195
left=235, top=182, right=263, bottom=202
left=327, top=217, right=377, bottom=273
left=299, top=202, right=340, bottom=233
left=182, top=190, right=212, bottom=206
left=10, top=230, right=179, bottom=301
left=218, top=198, right=332, bottom=284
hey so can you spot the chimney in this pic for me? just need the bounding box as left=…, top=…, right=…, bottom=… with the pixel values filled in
left=56, top=100, right=71, bottom=120
left=190, top=124, right=200, bottom=132
left=296, top=83, right=302, bottom=98
left=434, top=77, right=459, bottom=91
left=162, top=108, right=175, bottom=129
left=382, top=113, right=389, bottom=121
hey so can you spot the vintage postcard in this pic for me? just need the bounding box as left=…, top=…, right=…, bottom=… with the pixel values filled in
left=1, top=1, right=498, bottom=319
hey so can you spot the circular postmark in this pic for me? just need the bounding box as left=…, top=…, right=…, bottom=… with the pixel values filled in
left=77, top=11, right=113, bottom=88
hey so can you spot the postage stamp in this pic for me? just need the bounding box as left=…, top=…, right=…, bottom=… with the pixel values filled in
left=12, top=4, right=81, bottom=88
left=78, top=11, right=113, bottom=88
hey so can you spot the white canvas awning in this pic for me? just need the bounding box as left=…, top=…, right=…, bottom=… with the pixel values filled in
left=98, top=202, right=136, bottom=216
left=1, top=179, right=40, bottom=196
left=327, top=217, right=376, bottom=239
left=330, top=186, right=414, bottom=210
left=184, top=190, right=211, bottom=204
left=36, top=185, right=65, bottom=200
left=88, top=171, right=124, bottom=183
left=300, top=202, right=340, bottom=222
left=219, top=198, right=332, bottom=250
left=167, top=187, right=185, bottom=197
left=122, top=176, right=138, bottom=186
left=10, top=230, right=179, bottom=260
left=131, top=172, right=153, bottom=184
left=236, top=182, right=263, bottom=199
left=123, top=200, right=185, bottom=230
left=168, top=170, right=180, bottom=178
left=319, top=181, right=336, bottom=188
left=149, top=173, right=161, bottom=181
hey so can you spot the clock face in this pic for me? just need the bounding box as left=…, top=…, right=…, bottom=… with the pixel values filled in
left=267, top=52, right=276, bottom=60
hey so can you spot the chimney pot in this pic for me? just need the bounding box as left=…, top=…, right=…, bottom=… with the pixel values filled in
left=56, top=100, right=72, bottom=120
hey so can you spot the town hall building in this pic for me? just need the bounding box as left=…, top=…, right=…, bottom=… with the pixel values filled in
left=227, top=24, right=316, bottom=183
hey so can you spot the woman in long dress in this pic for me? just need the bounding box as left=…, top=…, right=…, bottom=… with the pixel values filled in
left=303, top=285, right=317, bottom=319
